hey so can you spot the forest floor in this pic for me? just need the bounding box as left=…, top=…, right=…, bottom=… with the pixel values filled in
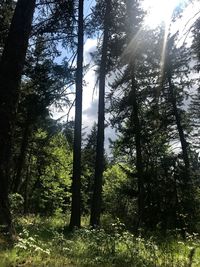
left=0, top=215, right=200, bottom=267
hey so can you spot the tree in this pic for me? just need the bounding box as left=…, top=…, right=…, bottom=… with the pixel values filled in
left=26, top=127, right=72, bottom=215
left=189, top=17, right=200, bottom=151
left=107, top=0, right=146, bottom=228
left=125, top=0, right=145, bottom=228
left=69, top=0, right=84, bottom=229
left=106, top=4, right=196, bottom=231
left=0, top=0, right=36, bottom=235
left=11, top=36, right=72, bottom=193
left=81, top=123, right=97, bottom=213
left=164, top=35, right=190, bottom=175
left=0, top=0, right=15, bottom=56
left=90, top=0, right=111, bottom=227
left=192, top=17, right=200, bottom=70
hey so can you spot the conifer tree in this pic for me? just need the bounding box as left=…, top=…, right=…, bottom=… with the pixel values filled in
left=69, top=0, right=84, bottom=229
left=0, top=0, right=36, bottom=235
left=90, top=0, right=111, bottom=227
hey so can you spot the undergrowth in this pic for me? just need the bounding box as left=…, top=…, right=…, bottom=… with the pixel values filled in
left=0, top=215, right=200, bottom=267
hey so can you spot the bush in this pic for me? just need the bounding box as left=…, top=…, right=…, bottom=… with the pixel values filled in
left=9, top=193, right=24, bottom=217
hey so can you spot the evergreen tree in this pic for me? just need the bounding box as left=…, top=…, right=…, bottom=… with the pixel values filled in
left=69, top=0, right=84, bottom=229
left=107, top=3, right=196, bottom=231
left=90, top=0, right=111, bottom=227
left=81, top=123, right=97, bottom=213
left=190, top=17, right=200, bottom=150
left=11, top=36, right=72, bottom=194
left=0, top=0, right=36, bottom=236
left=0, top=0, right=15, bottom=56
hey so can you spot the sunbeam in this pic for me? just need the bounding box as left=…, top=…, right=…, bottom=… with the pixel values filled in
left=142, top=0, right=182, bottom=29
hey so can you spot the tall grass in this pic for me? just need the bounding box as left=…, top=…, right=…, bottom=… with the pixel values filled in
left=0, top=215, right=200, bottom=267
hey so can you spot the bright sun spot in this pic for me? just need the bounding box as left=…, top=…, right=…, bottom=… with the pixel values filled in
left=143, top=0, right=182, bottom=28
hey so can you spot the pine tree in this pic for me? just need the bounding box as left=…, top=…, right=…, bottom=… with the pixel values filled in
left=90, top=0, right=111, bottom=227
left=81, top=123, right=97, bottom=213
left=0, top=0, right=36, bottom=236
left=69, top=0, right=84, bottom=229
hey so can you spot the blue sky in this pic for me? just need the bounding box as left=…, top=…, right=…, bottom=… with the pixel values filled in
left=51, top=0, right=117, bottom=150
left=52, top=0, right=200, bottom=151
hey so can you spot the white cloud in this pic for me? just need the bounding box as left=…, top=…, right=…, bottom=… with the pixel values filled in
left=52, top=37, right=116, bottom=151
left=82, top=38, right=99, bottom=133
left=52, top=38, right=98, bottom=122
left=83, top=38, right=98, bottom=111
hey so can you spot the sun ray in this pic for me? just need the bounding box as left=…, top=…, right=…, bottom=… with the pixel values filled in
left=122, top=27, right=146, bottom=62
left=159, top=25, right=170, bottom=88
left=142, top=0, right=182, bottom=29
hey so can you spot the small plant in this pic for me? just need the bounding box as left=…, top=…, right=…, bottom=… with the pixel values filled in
left=9, top=193, right=24, bottom=217
left=0, top=215, right=200, bottom=267
left=15, top=228, right=51, bottom=256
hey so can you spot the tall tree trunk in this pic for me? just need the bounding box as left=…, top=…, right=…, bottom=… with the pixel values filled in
left=167, top=73, right=190, bottom=172
left=125, top=0, right=145, bottom=229
left=167, top=71, right=193, bottom=229
left=90, top=0, right=110, bottom=227
left=165, top=36, right=195, bottom=231
left=130, top=69, right=145, bottom=229
left=69, top=0, right=84, bottom=229
left=23, top=152, right=32, bottom=215
left=165, top=36, right=190, bottom=175
left=0, top=0, right=36, bottom=235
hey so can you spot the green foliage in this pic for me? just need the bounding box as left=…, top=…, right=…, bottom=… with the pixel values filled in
left=29, top=130, right=72, bottom=214
left=9, top=193, right=24, bottom=217
left=81, top=123, right=97, bottom=213
left=1, top=215, right=200, bottom=267
left=0, top=0, right=15, bottom=55
left=103, top=164, right=137, bottom=227
left=0, top=0, right=199, bottom=256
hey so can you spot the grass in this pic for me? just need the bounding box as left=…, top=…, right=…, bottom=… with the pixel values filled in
left=0, top=214, right=200, bottom=266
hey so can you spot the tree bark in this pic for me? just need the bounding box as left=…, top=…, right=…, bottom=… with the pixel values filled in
left=23, top=152, right=32, bottom=215
left=90, top=0, right=111, bottom=227
left=69, top=0, right=84, bottom=229
left=0, top=0, right=36, bottom=235
left=167, top=73, right=190, bottom=172
left=165, top=36, right=190, bottom=175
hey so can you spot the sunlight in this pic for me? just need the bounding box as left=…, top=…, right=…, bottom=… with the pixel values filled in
left=141, top=0, right=200, bottom=94
left=142, top=0, right=184, bottom=80
left=143, top=0, right=182, bottom=28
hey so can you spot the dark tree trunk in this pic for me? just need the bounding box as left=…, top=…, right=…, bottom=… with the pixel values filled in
left=167, top=74, right=190, bottom=172
left=23, top=153, right=32, bottom=215
left=165, top=36, right=190, bottom=175
left=0, top=0, right=36, bottom=235
left=125, top=0, right=145, bottom=229
left=167, top=72, right=193, bottom=230
left=164, top=36, right=194, bottom=232
left=130, top=71, right=145, bottom=229
left=90, top=0, right=110, bottom=227
left=69, top=0, right=84, bottom=229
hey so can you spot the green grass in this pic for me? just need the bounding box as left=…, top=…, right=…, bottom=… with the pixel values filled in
left=0, top=215, right=200, bottom=267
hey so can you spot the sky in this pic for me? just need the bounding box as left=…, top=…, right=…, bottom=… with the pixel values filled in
left=53, top=0, right=116, bottom=151
left=53, top=35, right=117, bottom=151
left=53, top=0, right=200, bottom=151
